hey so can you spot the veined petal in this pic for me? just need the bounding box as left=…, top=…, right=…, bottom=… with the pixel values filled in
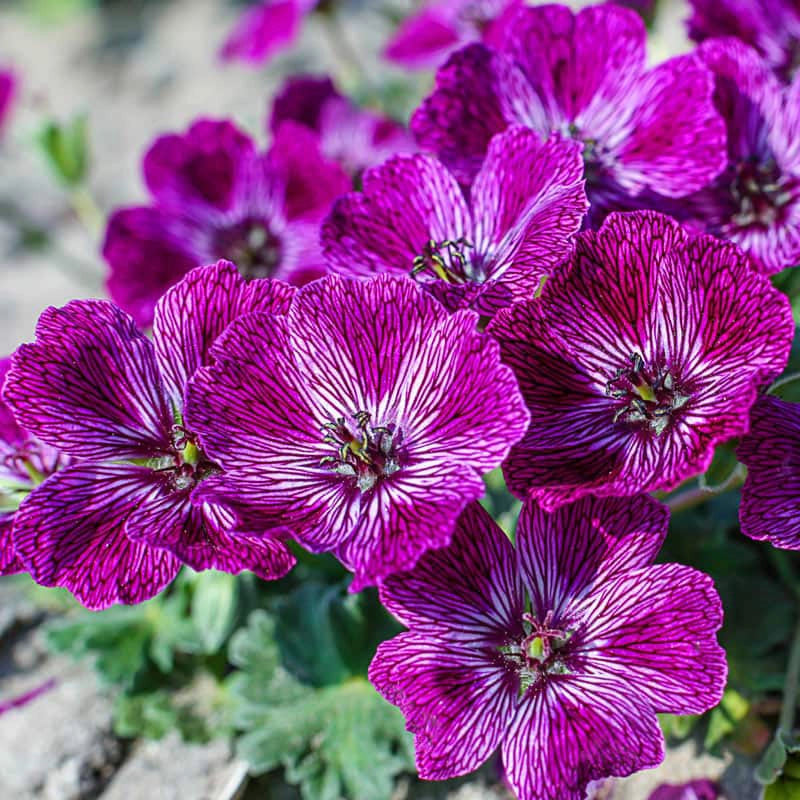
left=572, top=563, right=726, bottom=715
left=12, top=463, right=180, bottom=609
left=0, top=516, right=23, bottom=575
left=501, top=675, right=664, bottom=800
left=515, top=495, right=669, bottom=619
left=5, top=300, right=173, bottom=460
left=378, top=501, right=524, bottom=640
left=369, top=632, right=516, bottom=780
left=153, top=260, right=295, bottom=401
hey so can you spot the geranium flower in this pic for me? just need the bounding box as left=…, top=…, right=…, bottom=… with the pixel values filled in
left=411, top=3, right=726, bottom=220
left=220, top=0, right=317, bottom=66
left=185, top=274, right=529, bottom=589
left=0, top=69, right=15, bottom=134
left=738, top=395, right=800, bottom=550
left=383, top=0, right=520, bottom=70
left=269, top=75, right=415, bottom=178
left=321, top=126, right=587, bottom=315
left=0, top=358, right=69, bottom=576
left=3, top=261, right=296, bottom=609
left=677, top=39, right=800, bottom=274
left=649, top=780, right=720, bottom=800
left=369, top=497, right=726, bottom=800
left=102, top=118, right=349, bottom=327
left=688, top=0, right=800, bottom=82
left=488, top=211, right=793, bottom=510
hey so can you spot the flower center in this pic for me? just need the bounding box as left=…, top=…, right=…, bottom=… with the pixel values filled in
left=319, top=411, right=403, bottom=493
left=730, top=159, right=798, bottom=228
left=144, top=425, right=217, bottom=493
left=411, top=238, right=483, bottom=285
left=605, top=352, right=689, bottom=436
left=500, top=610, right=574, bottom=694
left=215, top=218, right=283, bottom=280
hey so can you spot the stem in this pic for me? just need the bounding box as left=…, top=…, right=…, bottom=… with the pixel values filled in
left=666, top=465, right=746, bottom=513
left=780, top=611, right=800, bottom=735
left=70, top=184, right=104, bottom=240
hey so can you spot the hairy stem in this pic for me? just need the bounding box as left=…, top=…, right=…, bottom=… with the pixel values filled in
left=666, top=465, right=746, bottom=513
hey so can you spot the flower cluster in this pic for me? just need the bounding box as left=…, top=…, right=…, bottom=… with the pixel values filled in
left=7, top=0, right=800, bottom=797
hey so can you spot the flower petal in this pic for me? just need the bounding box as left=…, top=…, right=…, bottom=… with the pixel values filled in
left=515, top=495, right=669, bottom=620
left=5, top=300, right=173, bottom=460
left=369, top=631, right=516, bottom=780
left=153, top=260, right=296, bottom=402
left=12, top=463, right=180, bottom=609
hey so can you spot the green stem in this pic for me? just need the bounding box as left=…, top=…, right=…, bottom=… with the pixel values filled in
left=665, top=465, right=746, bottom=513
left=780, top=611, right=800, bottom=735
left=70, top=184, right=104, bottom=240
left=769, top=372, right=800, bottom=395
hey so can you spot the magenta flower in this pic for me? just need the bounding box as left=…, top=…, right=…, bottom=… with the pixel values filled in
left=0, top=69, right=15, bottom=134
left=412, top=3, right=726, bottom=217
left=185, top=274, right=529, bottom=589
left=0, top=358, right=69, bottom=576
left=675, top=38, right=800, bottom=275
left=102, top=118, right=349, bottom=327
left=220, top=0, right=317, bottom=66
left=738, top=395, right=800, bottom=551
left=383, top=0, right=520, bottom=70
left=3, top=262, right=296, bottom=609
left=369, top=497, right=726, bottom=800
left=270, top=76, right=415, bottom=178
left=688, top=0, right=800, bottom=82
left=649, top=780, right=720, bottom=800
left=321, top=126, right=587, bottom=315
left=488, top=211, right=793, bottom=510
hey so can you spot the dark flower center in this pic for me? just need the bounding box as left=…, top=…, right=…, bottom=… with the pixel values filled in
left=730, top=159, right=799, bottom=229
left=319, top=411, right=403, bottom=493
left=148, top=425, right=217, bottom=493
left=214, top=218, right=283, bottom=280
left=412, top=237, right=484, bottom=285
left=605, top=352, right=689, bottom=437
left=500, top=610, right=574, bottom=694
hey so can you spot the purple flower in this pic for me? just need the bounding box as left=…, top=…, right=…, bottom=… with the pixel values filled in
left=0, top=358, right=69, bottom=576
left=102, top=118, right=349, bottom=328
left=488, top=211, right=793, bottom=510
left=737, top=395, right=800, bottom=550
left=411, top=3, right=726, bottom=217
left=220, top=0, right=317, bottom=66
left=185, top=274, right=529, bottom=589
left=0, top=69, right=15, bottom=134
left=369, top=496, right=726, bottom=800
left=383, top=0, right=521, bottom=70
left=321, top=126, right=587, bottom=315
left=269, top=76, right=415, bottom=178
left=3, top=261, right=296, bottom=609
left=688, top=0, right=800, bottom=82
left=649, top=780, right=720, bottom=800
left=676, top=39, right=800, bottom=275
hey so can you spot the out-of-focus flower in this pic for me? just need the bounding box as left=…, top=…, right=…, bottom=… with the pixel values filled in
left=3, top=262, right=296, bottom=609
left=677, top=39, right=800, bottom=274
left=220, top=0, right=318, bottom=66
left=412, top=3, right=726, bottom=221
left=269, top=75, right=415, bottom=178
left=688, top=0, right=800, bottom=82
left=321, top=126, right=587, bottom=315
left=103, top=118, right=348, bottom=328
left=649, top=779, right=720, bottom=800
left=185, top=274, right=529, bottom=590
left=383, top=0, right=520, bottom=70
left=738, top=395, right=800, bottom=551
left=489, top=210, right=793, bottom=510
left=0, top=69, right=15, bottom=134
left=0, top=358, right=69, bottom=576
left=370, top=497, right=726, bottom=800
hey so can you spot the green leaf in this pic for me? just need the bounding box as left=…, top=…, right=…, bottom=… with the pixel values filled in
left=704, top=689, right=750, bottom=750
left=191, top=571, right=239, bottom=654
left=229, top=609, right=414, bottom=800
left=659, top=713, right=700, bottom=741
left=764, top=754, right=800, bottom=800
left=757, top=734, right=791, bottom=785
left=38, top=114, right=90, bottom=186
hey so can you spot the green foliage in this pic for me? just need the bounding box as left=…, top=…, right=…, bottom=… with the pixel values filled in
left=38, top=114, right=90, bottom=187
left=229, top=610, right=413, bottom=800
left=704, top=690, right=750, bottom=751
